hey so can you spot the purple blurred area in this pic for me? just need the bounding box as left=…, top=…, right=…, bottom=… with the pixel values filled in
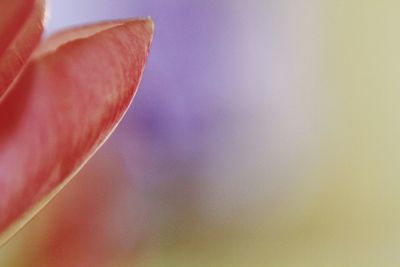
left=46, top=0, right=236, bottom=183
left=46, top=0, right=247, bottom=229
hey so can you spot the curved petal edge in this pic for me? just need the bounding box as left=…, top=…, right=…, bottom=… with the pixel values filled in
left=0, top=18, right=154, bottom=245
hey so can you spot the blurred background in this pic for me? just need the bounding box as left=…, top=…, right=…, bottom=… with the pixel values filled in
left=2, top=0, right=400, bottom=266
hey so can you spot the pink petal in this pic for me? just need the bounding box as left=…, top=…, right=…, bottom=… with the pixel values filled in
left=0, top=0, right=45, bottom=97
left=0, top=18, right=154, bottom=243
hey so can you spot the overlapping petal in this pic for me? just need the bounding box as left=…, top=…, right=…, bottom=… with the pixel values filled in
left=0, top=0, right=45, bottom=97
left=0, top=18, right=154, bottom=244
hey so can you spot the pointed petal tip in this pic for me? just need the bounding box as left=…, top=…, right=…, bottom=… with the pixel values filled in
left=144, top=17, right=155, bottom=32
left=0, top=16, right=154, bottom=245
left=35, top=18, right=154, bottom=59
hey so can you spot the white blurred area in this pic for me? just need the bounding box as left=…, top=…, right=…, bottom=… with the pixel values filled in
left=198, top=0, right=326, bottom=229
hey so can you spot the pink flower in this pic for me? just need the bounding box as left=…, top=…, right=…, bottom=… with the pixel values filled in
left=0, top=0, right=154, bottom=244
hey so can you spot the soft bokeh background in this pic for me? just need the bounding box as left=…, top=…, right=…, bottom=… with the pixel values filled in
left=2, top=0, right=400, bottom=266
